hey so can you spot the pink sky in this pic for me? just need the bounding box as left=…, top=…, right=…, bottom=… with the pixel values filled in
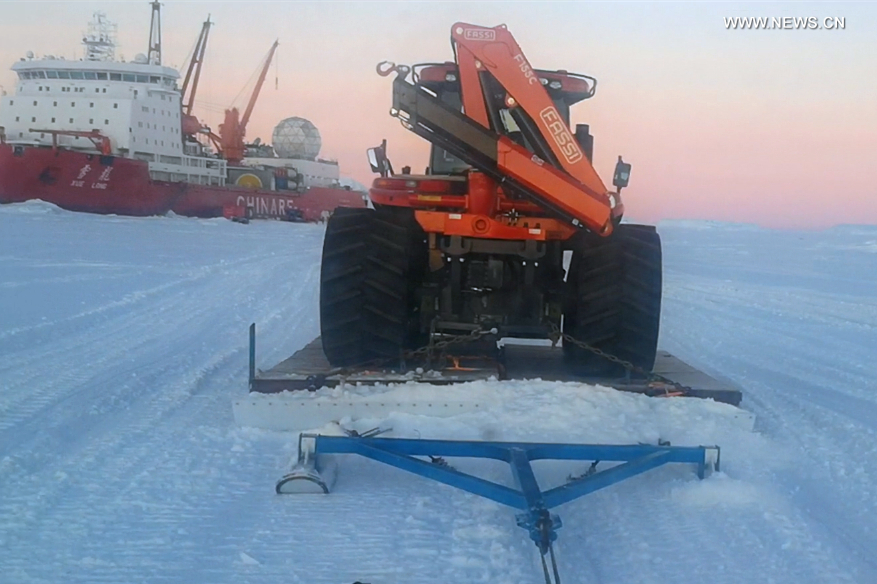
left=1, top=1, right=875, bottom=229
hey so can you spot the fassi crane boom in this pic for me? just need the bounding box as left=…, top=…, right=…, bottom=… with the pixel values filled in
left=450, top=23, right=617, bottom=234
left=375, top=22, right=627, bottom=238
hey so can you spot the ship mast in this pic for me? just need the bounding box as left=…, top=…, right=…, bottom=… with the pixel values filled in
left=148, top=0, right=162, bottom=65
left=83, top=12, right=117, bottom=62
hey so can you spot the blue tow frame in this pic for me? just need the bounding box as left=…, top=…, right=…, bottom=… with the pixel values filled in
left=304, top=435, right=719, bottom=554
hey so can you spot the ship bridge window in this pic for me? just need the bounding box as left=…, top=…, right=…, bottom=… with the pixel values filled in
left=110, top=73, right=122, bottom=81
left=123, top=74, right=135, bottom=82
left=84, top=72, right=97, bottom=80
left=136, top=75, right=148, bottom=83
left=35, top=71, right=46, bottom=79
left=18, top=72, right=29, bottom=79
left=58, top=71, right=70, bottom=79
left=46, top=71, right=58, bottom=79
left=70, top=71, right=84, bottom=80
left=97, top=72, right=107, bottom=80
left=150, top=76, right=160, bottom=84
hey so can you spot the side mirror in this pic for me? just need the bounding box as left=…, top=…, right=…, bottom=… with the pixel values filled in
left=366, top=148, right=380, bottom=172
left=366, top=139, right=394, bottom=177
left=613, top=156, right=631, bottom=191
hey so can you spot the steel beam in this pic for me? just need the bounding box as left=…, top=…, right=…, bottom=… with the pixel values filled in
left=299, top=435, right=718, bottom=556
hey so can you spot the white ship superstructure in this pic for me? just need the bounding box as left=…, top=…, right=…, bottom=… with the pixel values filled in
left=0, top=12, right=226, bottom=185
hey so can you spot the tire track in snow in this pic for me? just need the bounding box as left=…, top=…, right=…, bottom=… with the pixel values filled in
left=0, top=245, right=320, bottom=472
left=0, top=218, right=325, bottom=582
left=0, top=235, right=321, bottom=437
left=0, top=259, right=262, bottom=436
left=660, top=269, right=877, bottom=582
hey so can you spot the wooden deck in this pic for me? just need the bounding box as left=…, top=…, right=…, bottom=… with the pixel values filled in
left=252, top=337, right=742, bottom=406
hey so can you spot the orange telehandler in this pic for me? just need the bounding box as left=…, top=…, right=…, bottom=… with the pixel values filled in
left=318, top=22, right=661, bottom=377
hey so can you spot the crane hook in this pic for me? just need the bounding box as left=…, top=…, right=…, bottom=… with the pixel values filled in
left=376, top=61, right=411, bottom=78
left=376, top=61, right=397, bottom=77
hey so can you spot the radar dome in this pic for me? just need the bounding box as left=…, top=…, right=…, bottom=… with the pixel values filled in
left=272, top=117, right=321, bottom=160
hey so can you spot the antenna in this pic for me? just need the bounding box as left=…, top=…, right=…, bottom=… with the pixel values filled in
left=82, top=12, right=117, bottom=61
left=148, top=1, right=162, bottom=65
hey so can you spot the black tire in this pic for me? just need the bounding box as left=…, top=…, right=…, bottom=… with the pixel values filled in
left=563, top=224, right=662, bottom=376
left=320, top=207, right=428, bottom=367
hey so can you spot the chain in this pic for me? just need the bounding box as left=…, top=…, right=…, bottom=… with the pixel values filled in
left=323, top=325, right=498, bottom=380
left=548, top=322, right=692, bottom=398
left=324, top=321, right=691, bottom=398
left=405, top=326, right=498, bottom=362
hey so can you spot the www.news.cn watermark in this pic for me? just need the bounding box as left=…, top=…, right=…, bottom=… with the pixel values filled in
left=724, top=16, right=845, bottom=30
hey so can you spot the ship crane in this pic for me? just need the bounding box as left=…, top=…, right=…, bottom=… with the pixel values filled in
left=181, top=17, right=211, bottom=121
left=28, top=128, right=111, bottom=155
left=179, top=16, right=223, bottom=153
left=219, top=40, right=279, bottom=166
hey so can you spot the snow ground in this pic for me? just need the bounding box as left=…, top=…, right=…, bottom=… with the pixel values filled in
left=1, top=202, right=875, bottom=583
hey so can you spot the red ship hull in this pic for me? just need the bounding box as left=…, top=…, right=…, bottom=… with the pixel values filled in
left=0, top=144, right=365, bottom=221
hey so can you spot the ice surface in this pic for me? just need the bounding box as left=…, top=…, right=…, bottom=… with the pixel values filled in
left=1, top=201, right=876, bottom=583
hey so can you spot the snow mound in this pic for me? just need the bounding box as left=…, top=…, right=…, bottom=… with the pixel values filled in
left=827, top=223, right=877, bottom=236
left=0, top=199, right=66, bottom=214
left=658, top=219, right=763, bottom=232
left=245, top=378, right=754, bottom=447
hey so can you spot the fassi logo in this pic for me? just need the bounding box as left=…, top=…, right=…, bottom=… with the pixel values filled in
left=463, top=29, right=496, bottom=41
left=539, top=107, right=583, bottom=164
